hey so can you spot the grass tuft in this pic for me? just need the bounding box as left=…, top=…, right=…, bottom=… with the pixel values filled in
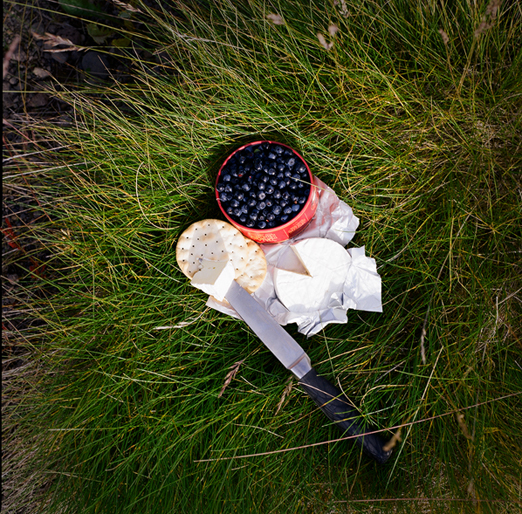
left=3, top=0, right=522, bottom=512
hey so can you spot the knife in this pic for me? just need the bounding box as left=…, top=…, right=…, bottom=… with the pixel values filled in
left=225, top=280, right=392, bottom=464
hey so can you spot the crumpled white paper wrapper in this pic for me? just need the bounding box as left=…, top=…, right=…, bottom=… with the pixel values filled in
left=207, top=178, right=382, bottom=336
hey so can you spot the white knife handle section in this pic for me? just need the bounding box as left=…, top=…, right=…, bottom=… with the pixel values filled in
left=225, top=281, right=312, bottom=378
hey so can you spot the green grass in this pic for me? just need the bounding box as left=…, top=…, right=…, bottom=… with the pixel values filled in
left=3, top=0, right=522, bottom=512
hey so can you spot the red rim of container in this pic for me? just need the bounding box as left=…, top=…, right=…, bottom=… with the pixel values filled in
left=215, top=140, right=318, bottom=243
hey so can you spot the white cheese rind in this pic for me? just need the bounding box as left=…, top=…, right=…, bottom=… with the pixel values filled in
left=190, top=259, right=235, bottom=302
left=274, top=238, right=351, bottom=312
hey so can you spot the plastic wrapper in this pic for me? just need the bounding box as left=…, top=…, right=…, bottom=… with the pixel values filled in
left=207, top=178, right=382, bottom=336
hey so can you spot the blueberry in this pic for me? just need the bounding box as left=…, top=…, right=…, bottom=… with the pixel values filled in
left=266, top=185, right=275, bottom=194
left=249, top=211, right=258, bottom=220
left=284, top=206, right=293, bottom=215
left=222, top=174, right=231, bottom=182
left=267, top=221, right=275, bottom=228
left=241, top=204, right=249, bottom=213
left=287, top=157, right=295, bottom=168
left=268, top=152, right=276, bottom=160
left=291, top=204, right=300, bottom=212
left=265, top=199, right=273, bottom=208
left=280, top=200, right=288, bottom=208
left=258, top=221, right=267, bottom=229
left=258, top=182, right=266, bottom=191
left=270, top=178, right=278, bottom=186
left=217, top=183, right=225, bottom=192
left=268, top=168, right=276, bottom=176
left=278, top=180, right=286, bottom=189
left=272, top=205, right=282, bottom=215
left=236, top=192, right=245, bottom=201
left=226, top=207, right=234, bottom=215
left=276, top=172, right=284, bottom=179
left=230, top=199, right=240, bottom=208
left=257, top=191, right=266, bottom=200
left=298, top=164, right=306, bottom=173
left=273, top=190, right=281, bottom=199
left=284, top=170, right=292, bottom=177
left=262, top=175, right=270, bottom=183
left=282, top=191, right=290, bottom=200
left=274, top=146, right=283, bottom=155
left=258, top=201, right=266, bottom=210
left=246, top=220, right=255, bottom=228
left=255, top=160, right=263, bottom=171
left=280, top=214, right=289, bottom=223
left=277, top=164, right=285, bottom=172
left=239, top=155, right=246, bottom=164
left=233, top=208, right=242, bottom=216
left=240, top=215, right=247, bottom=223
left=267, top=213, right=276, bottom=221
left=298, top=196, right=307, bottom=204
left=289, top=182, right=297, bottom=190
left=225, top=184, right=233, bottom=193
left=248, top=198, right=257, bottom=207
left=298, top=182, right=304, bottom=189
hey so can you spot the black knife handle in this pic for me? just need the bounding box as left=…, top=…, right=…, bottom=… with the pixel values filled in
left=299, top=368, right=392, bottom=464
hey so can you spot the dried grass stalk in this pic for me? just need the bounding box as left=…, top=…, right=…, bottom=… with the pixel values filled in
left=218, top=359, right=245, bottom=398
left=31, top=31, right=89, bottom=53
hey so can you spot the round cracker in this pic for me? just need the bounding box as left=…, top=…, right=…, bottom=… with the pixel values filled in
left=236, top=237, right=267, bottom=293
left=176, top=220, right=267, bottom=293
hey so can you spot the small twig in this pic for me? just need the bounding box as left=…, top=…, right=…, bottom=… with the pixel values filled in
left=3, top=35, right=21, bottom=79
left=194, top=391, right=521, bottom=462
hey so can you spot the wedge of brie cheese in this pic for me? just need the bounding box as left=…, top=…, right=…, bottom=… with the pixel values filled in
left=190, top=259, right=235, bottom=302
left=274, top=238, right=351, bottom=312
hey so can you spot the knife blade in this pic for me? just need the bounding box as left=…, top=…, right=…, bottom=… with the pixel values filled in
left=225, top=279, right=312, bottom=378
left=225, top=280, right=393, bottom=464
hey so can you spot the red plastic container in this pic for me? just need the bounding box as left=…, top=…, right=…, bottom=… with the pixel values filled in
left=216, top=141, right=318, bottom=243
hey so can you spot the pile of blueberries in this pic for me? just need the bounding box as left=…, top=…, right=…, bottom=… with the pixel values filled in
left=216, top=142, right=311, bottom=229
